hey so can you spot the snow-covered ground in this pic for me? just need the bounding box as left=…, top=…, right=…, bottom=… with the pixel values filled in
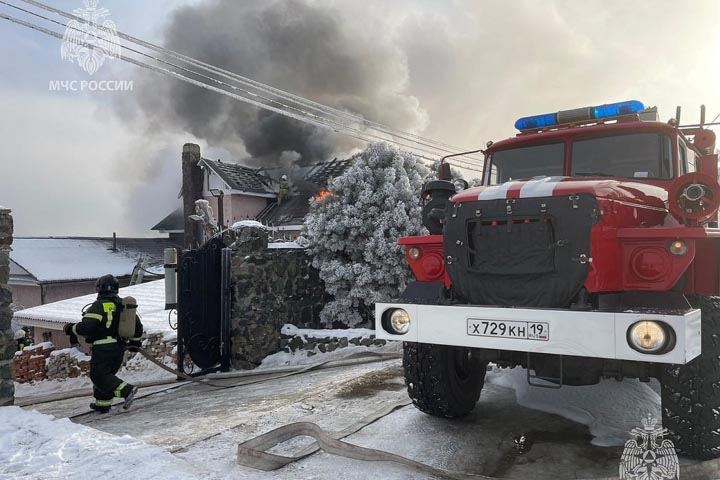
left=0, top=407, right=202, bottom=480
left=486, top=366, right=660, bottom=447
left=260, top=340, right=400, bottom=369
left=11, top=341, right=681, bottom=479
left=280, top=324, right=374, bottom=340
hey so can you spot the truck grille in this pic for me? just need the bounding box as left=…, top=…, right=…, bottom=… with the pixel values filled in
left=443, top=194, right=598, bottom=308
left=468, top=217, right=555, bottom=275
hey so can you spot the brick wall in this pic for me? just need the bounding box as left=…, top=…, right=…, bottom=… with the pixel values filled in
left=13, top=333, right=177, bottom=384
left=0, top=208, right=14, bottom=405
left=13, top=343, right=54, bottom=383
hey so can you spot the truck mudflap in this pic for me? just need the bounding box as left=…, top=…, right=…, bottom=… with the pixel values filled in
left=375, top=303, right=701, bottom=365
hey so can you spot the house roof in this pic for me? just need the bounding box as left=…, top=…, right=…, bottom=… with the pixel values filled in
left=9, top=237, right=180, bottom=283
left=257, top=158, right=354, bottom=227
left=153, top=156, right=355, bottom=230
left=151, top=207, right=184, bottom=232
left=256, top=196, right=309, bottom=227
left=199, top=158, right=276, bottom=195
left=304, top=158, right=354, bottom=188
left=13, top=280, right=175, bottom=335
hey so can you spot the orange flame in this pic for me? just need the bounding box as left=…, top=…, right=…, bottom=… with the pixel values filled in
left=313, top=188, right=333, bottom=201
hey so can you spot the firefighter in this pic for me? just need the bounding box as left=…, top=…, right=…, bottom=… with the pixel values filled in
left=15, top=329, right=31, bottom=351
left=63, top=274, right=143, bottom=413
left=278, top=174, right=289, bottom=205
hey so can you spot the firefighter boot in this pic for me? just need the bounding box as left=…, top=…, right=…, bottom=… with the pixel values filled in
left=123, top=386, right=139, bottom=410
left=89, top=401, right=111, bottom=413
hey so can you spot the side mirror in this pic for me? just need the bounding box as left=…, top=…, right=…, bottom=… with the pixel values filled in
left=454, top=179, right=469, bottom=192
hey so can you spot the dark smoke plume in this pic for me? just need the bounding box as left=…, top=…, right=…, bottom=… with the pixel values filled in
left=133, top=0, right=427, bottom=166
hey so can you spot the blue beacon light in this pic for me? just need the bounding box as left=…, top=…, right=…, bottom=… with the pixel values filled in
left=592, top=100, right=645, bottom=119
left=515, top=100, right=645, bottom=131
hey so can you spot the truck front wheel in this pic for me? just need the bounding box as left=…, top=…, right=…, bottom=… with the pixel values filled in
left=403, top=342, right=487, bottom=418
left=661, top=294, right=720, bottom=460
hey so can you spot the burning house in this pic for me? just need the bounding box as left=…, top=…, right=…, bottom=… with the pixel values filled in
left=152, top=144, right=353, bottom=241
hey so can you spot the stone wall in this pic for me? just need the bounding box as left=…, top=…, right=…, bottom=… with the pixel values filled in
left=281, top=328, right=386, bottom=357
left=0, top=208, right=13, bottom=405
left=227, top=226, right=328, bottom=369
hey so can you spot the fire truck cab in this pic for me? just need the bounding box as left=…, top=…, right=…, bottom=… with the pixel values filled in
left=376, top=101, right=720, bottom=460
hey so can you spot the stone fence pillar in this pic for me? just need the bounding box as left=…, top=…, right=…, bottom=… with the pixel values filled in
left=228, top=226, right=327, bottom=369
left=0, top=207, right=14, bottom=406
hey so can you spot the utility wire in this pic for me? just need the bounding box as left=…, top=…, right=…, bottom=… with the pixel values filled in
left=12, top=0, right=485, bottom=170
left=0, top=11, right=484, bottom=173
left=5, top=0, right=485, bottom=170
left=18, top=0, right=484, bottom=163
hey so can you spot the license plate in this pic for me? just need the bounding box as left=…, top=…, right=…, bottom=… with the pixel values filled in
left=467, top=319, right=549, bottom=341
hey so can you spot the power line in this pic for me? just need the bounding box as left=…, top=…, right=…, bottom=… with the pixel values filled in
left=17, top=0, right=485, bottom=163
left=13, top=0, right=486, bottom=169
left=0, top=5, right=485, bottom=173
left=0, top=12, right=484, bottom=173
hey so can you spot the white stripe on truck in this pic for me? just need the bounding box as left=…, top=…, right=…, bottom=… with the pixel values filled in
left=518, top=176, right=566, bottom=198
left=478, top=181, right=518, bottom=200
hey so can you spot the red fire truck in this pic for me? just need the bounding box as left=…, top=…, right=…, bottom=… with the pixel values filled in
left=375, top=101, right=720, bottom=459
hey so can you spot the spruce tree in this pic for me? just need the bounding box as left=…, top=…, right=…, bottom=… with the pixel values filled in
left=305, top=143, right=429, bottom=326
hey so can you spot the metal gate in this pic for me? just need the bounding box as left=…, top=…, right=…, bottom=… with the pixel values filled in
left=176, top=237, right=231, bottom=373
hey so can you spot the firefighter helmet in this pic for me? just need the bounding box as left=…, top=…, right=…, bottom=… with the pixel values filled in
left=96, top=274, right=120, bottom=294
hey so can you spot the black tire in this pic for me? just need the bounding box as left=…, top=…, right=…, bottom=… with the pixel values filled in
left=661, top=294, right=720, bottom=460
left=403, top=342, right=488, bottom=418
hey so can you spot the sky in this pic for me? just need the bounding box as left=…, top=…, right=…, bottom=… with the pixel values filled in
left=1, top=0, right=720, bottom=237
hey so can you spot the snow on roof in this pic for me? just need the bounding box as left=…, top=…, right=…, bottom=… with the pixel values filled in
left=10, top=237, right=177, bottom=282
left=14, top=280, right=174, bottom=335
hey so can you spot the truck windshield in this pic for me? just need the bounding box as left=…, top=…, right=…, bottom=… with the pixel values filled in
left=486, top=132, right=674, bottom=185
left=487, top=143, right=565, bottom=184
left=571, top=133, right=673, bottom=179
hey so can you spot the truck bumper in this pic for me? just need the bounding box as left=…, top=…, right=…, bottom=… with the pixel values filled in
left=375, top=303, right=701, bottom=364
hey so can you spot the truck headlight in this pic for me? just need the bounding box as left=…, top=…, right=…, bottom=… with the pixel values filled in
left=388, top=309, right=411, bottom=334
left=627, top=320, right=673, bottom=354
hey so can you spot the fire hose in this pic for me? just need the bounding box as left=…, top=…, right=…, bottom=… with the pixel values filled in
left=48, top=347, right=402, bottom=419
left=130, top=346, right=338, bottom=389
left=235, top=400, right=492, bottom=480
left=236, top=411, right=720, bottom=480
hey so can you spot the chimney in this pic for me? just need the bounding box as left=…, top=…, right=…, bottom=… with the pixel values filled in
left=182, top=143, right=203, bottom=249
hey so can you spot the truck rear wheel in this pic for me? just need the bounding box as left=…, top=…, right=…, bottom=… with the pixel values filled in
left=403, top=342, right=487, bottom=418
left=661, top=295, right=720, bottom=460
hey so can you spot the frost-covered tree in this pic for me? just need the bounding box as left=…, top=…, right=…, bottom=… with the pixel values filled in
left=305, top=143, right=430, bottom=327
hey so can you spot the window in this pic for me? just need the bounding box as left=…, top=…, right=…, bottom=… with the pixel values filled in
left=571, top=133, right=673, bottom=179
left=679, top=143, right=687, bottom=175
left=686, top=144, right=697, bottom=173
left=486, top=143, right=565, bottom=185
